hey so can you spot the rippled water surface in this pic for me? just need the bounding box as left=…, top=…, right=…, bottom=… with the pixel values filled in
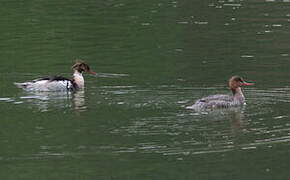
left=1, top=0, right=290, bottom=179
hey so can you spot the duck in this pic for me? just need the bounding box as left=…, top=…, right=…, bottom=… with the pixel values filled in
left=14, top=61, right=96, bottom=91
left=188, top=76, right=254, bottom=110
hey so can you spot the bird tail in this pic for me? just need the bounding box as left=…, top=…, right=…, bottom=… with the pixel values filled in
left=14, top=82, right=29, bottom=89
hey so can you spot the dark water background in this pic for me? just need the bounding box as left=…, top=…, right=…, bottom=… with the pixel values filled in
left=1, top=0, right=290, bottom=179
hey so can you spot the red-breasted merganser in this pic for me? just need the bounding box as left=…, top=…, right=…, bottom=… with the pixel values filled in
left=14, top=61, right=96, bottom=91
left=189, top=76, right=254, bottom=110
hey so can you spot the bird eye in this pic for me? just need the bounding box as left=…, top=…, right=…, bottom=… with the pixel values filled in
left=237, top=78, right=243, bottom=82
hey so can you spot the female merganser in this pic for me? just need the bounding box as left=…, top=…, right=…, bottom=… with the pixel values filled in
left=14, top=61, right=96, bottom=91
left=189, top=76, right=254, bottom=110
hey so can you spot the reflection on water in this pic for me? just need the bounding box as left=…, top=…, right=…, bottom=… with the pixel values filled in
left=18, top=90, right=86, bottom=112
left=2, top=83, right=290, bottom=178
left=111, top=98, right=246, bottom=155
left=2, top=85, right=290, bottom=156
left=1, top=0, right=290, bottom=178
left=73, top=90, right=86, bottom=111
left=99, top=86, right=290, bottom=157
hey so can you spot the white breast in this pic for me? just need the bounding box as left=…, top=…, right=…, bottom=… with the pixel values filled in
left=73, top=71, right=84, bottom=88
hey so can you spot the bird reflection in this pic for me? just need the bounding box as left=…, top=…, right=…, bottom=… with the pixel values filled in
left=73, top=90, right=86, bottom=111
left=229, top=107, right=244, bottom=133
left=208, top=106, right=246, bottom=137
left=19, top=90, right=86, bottom=112
left=192, top=106, right=245, bottom=133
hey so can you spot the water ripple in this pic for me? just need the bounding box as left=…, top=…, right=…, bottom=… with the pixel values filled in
left=108, top=86, right=290, bottom=156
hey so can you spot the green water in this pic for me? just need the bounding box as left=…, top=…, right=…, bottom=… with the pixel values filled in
left=1, top=0, right=290, bottom=179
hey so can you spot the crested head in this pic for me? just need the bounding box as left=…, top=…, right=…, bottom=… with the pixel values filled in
left=72, top=60, right=96, bottom=75
left=72, top=60, right=91, bottom=73
left=228, top=75, right=254, bottom=94
left=229, top=76, right=244, bottom=89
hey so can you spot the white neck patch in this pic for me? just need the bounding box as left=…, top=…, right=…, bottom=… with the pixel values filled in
left=73, top=70, right=84, bottom=88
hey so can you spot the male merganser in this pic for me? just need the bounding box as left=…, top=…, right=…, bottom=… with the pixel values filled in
left=14, top=61, right=96, bottom=91
left=188, top=76, right=254, bottom=110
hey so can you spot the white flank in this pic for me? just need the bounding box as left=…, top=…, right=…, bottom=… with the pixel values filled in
left=14, top=80, right=73, bottom=91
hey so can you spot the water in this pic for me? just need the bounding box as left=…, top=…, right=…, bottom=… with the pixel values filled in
left=1, top=0, right=290, bottom=179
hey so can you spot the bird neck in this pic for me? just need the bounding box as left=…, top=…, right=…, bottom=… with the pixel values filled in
left=231, top=87, right=245, bottom=101
left=73, top=70, right=84, bottom=88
